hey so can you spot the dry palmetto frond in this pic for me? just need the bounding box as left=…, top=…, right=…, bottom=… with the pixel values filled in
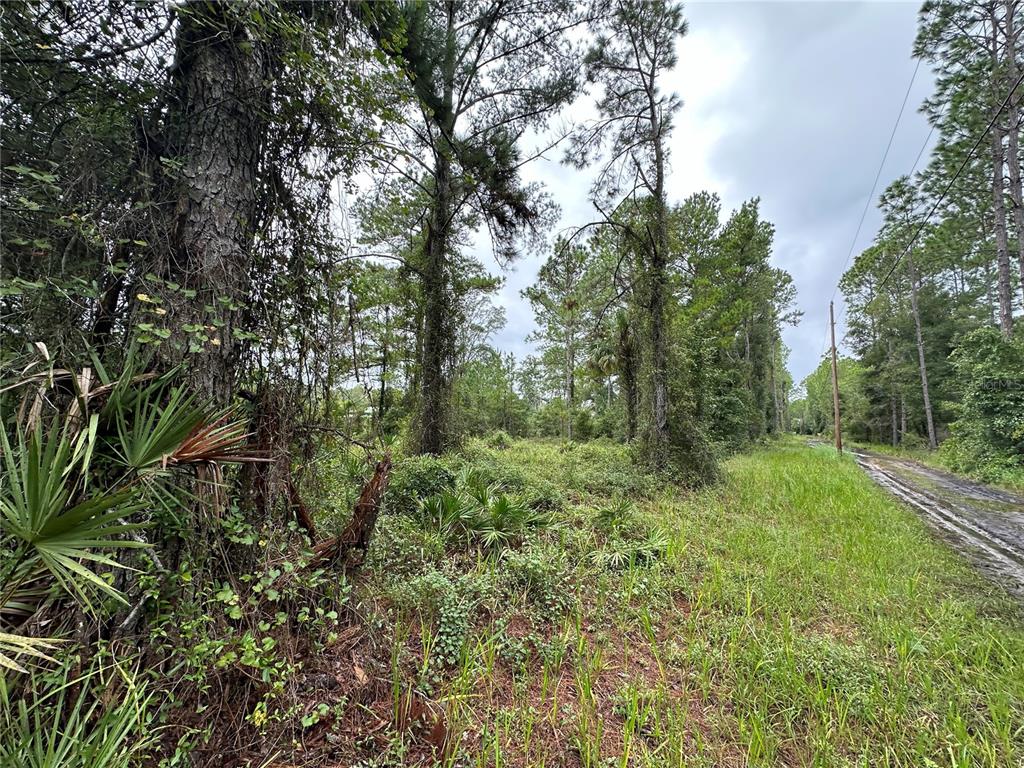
left=167, top=405, right=271, bottom=466
left=0, top=632, right=62, bottom=674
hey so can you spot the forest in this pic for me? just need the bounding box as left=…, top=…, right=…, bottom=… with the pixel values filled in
left=1, top=1, right=1022, bottom=766
left=791, top=0, right=1024, bottom=488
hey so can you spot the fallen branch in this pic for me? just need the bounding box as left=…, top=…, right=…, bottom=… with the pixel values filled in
left=288, top=479, right=317, bottom=540
left=306, top=455, right=392, bottom=572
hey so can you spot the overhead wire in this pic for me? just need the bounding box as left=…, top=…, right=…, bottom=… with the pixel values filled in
left=817, top=57, right=923, bottom=361
left=868, top=69, right=1024, bottom=301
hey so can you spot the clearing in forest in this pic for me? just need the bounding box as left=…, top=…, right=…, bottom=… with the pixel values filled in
left=284, top=438, right=1024, bottom=767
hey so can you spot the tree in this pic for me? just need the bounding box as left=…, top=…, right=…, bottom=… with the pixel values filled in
left=800, top=357, right=872, bottom=441
left=362, top=0, right=583, bottom=454
left=571, top=0, right=689, bottom=469
left=152, top=1, right=277, bottom=402
left=523, top=238, right=597, bottom=440
left=944, top=327, right=1024, bottom=480
left=915, top=0, right=1022, bottom=338
left=674, top=194, right=798, bottom=448
left=0, top=1, right=174, bottom=361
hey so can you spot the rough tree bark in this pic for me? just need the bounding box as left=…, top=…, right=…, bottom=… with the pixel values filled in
left=618, top=317, right=639, bottom=441
left=890, top=394, right=899, bottom=447
left=900, top=393, right=908, bottom=442
left=888, top=338, right=898, bottom=447
left=378, top=305, right=390, bottom=428
left=1008, top=115, right=1024, bottom=311
left=1003, top=0, right=1024, bottom=309
left=163, top=1, right=270, bottom=403
left=415, top=5, right=457, bottom=455
left=769, top=339, right=782, bottom=434
left=564, top=324, right=575, bottom=441
left=306, top=455, right=393, bottom=571
left=647, top=78, right=671, bottom=466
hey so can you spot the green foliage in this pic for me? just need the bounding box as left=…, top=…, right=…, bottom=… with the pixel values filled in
left=387, top=455, right=457, bottom=516
left=0, top=421, right=146, bottom=612
left=417, top=469, right=547, bottom=553
left=797, top=356, right=872, bottom=440
left=941, top=328, right=1024, bottom=483
left=6, top=0, right=1020, bottom=763
left=0, top=353, right=266, bottom=687
left=0, top=656, right=154, bottom=768
left=485, top=430, right=514, bottom=450
left=591, top=500, right=670, bottom=570
left=453, top=352, right=532, bottom=439
left=500, top=547, right=574, bottom=619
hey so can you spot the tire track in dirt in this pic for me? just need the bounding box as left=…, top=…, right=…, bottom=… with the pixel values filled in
left=850, top=448, right=1024, bottom=603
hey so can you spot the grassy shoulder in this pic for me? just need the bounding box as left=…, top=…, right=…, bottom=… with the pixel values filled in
left=313, top=437, right=1024, bottom=767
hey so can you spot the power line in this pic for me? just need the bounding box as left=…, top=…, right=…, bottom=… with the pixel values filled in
left=835, top=57, right=923, bottom=298
left=908, top=120, right=938, bottom=178
left=818, top=58, right=923, bottom=360
left=870, top=69, right=1024, bottom=301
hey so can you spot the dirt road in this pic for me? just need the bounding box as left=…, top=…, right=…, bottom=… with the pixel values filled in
left=850, top=447, right=1024, bottom=602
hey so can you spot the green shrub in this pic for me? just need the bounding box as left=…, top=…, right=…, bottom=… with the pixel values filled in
left=591, top=499, right=670, bottom=570
left=519, top=479, right=564, bottom=513
left=366, top=515, right=447, bottom=576
left=594, top=498, right=638, bottom=535
left=500, top=547, right=574, bottom=619
left=591, top=527, right=670, bottom=570
left=900, top=431, right=926, bottom=450
left=387, top=455, right=459, bottom=516
left=943, top=328, right=1024, bottom=483
left=0, top=655, right=154, bottom=768
left=390, top=569, right=482, bottom=676
left=417, top=470, right=548, bottom=553
left=485, top=430, right=514, bottom=449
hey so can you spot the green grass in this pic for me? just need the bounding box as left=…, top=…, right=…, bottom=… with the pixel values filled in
left=322, top=438, right=1024, bottom=767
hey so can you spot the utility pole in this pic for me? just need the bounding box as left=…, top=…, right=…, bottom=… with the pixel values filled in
left=829, top=301, right=843, bottom=454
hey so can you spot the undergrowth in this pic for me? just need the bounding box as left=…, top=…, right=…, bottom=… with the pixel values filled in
left=288, top=437, right=1024, bottom=767
left=12, top=434, right=1022, bottom=766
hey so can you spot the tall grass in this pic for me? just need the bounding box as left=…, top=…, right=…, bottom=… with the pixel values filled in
left=359, top=436, right=1023, bottom=766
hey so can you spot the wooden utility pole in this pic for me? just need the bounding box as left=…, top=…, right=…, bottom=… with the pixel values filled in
left=829, top=301, right=843, bottom=454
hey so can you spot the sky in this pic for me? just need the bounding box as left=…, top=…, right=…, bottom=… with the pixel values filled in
left=478, top=0, right=937, bottom=390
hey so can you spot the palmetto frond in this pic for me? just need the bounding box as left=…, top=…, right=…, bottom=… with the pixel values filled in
left=0, top=657, right=154, bottom=766
left=168, top=406, right=269, bottom=465
left=0, top=422, right=146, bottom=613
left=0, top=632, right=61, bottom=674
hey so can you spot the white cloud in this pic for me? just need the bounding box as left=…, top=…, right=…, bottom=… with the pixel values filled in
left=478, top=2, right=934, bottom=390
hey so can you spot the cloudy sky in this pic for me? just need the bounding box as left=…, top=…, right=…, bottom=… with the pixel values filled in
left=480, top=0, right=937, bottom=389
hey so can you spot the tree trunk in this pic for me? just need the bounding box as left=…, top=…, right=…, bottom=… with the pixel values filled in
left=378, top=306, right=389, bottom=428
left=990, top=6, right=1014, bottom=337
left=564, top=329, right=574, bottom=441
left=907, top=254, right=938, bottom=449
left=348, top=293, right=361, bottom=384
left=647, top=99, right=670, bottom=465
left=414, top=6, right=457, bottom=455
left=417, top=154, right=452, bottom=454
left=163, top=1, right=269, bottom=404
left=1009, top=123, right=1024, bottom=310
left=887, top=338, right=898, bottom=447
left=890, top=393, right=898, bottom=447
left=992, top=122, right=1014, bottom=337
left=900, top=393, right=907, bottom=443
left=769, top=338, right=782, bottom=434
left=1004, top=0, right=1024, bottom=310
left=619, top=319, right=638, bottom=441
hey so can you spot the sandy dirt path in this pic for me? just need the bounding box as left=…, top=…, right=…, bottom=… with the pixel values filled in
left=850, top=447, right=1024, bottom=602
